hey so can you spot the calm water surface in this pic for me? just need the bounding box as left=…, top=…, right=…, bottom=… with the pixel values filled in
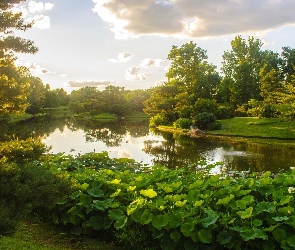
left=2, top=117, right=295, bottom=172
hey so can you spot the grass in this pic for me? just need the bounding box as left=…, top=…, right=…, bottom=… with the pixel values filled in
left=0, top=218, right=121, bottom=250
left=208, top=117, right=295, bottom=139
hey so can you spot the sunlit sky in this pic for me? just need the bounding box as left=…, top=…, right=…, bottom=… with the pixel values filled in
left=14, top=0, right=295, bottom=93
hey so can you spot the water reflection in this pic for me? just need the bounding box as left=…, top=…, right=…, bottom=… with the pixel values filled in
left=1, top=117, right=295, bottom=172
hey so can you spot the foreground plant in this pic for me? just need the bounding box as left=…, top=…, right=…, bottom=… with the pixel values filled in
left=38, top=153, right=295, bottom=249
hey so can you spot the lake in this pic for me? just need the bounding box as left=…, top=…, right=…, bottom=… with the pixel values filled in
left=2, top=117, right=295, bottom=173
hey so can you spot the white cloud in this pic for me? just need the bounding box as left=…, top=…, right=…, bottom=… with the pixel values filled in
left=109, top=52, right=134, bottom=62
left=59, top=74, right=67, bottom=77
left=92, top=0, right=295, bottom=39
left=24, top=61, right=51, bottom=74
left=140, top=58, right=163, bottom=68
left=66, top=80, right=115, bottom=88
left=28, top=1, right=54, bottom=13
left=125, top=66, right=151, bottom=81
left=27, top=14, right=51, bottom=29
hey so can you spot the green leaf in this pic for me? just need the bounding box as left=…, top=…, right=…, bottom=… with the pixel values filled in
left=90, top=216, right=103, bottom=230
left=170, top=231, right=181, bottom=242
left=287, top=236, right=295, bottom=247
left=198, top=229, right=212, bottom=244
left=217, top=231, right=232, bottom=244
left=87, top=188, right=104, bottom=198
left=201, top=210, right=218, bottom=228
left=140, top=189, right=157, bottom=198
left=272, top=228, right=286, bottom=242
left=280, top=195, right=292, bottom=205
left=272, top=216, right=289, bottom=222
left=152, top=214, right=169, bottom=230
left=240, top=228, right=268, bottom=241
left=93, top=200, right=107, bottom=211
left=254, top=201, right=276, bottom=214
left=81, top=183, right=89, bottom=190
left=108, top=209, right=124, bottom=221
left=253, top=219, right=262, bottom=227
left=237, top=207, right=253, bottom=219
left=79, top=194, right=92, bottom=206
left=139, top=210, right=153, bottom=225
left=216, top=194, right=234, bottom=205
left=180, top=222, right=195, bottom=237
left=168, top=213, right=183, bottom=228
left=114, top=215, right=128, bottom=229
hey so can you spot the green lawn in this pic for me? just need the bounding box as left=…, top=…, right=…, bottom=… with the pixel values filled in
left=208, top=117, right=295, bottom=139
left=0, top=218, right=120, bottom=250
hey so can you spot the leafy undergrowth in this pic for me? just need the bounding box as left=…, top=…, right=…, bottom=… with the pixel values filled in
left=34, top=152, right=295, bottom=250
left=0, top=217, right=120, bottom=250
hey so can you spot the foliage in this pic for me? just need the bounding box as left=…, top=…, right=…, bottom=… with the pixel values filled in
left=193, top=112, right=216, bottom=129
left=0, top=137, right=48, bottom=164
left=33, top=152, right=295, bottom=249
left=149, top=113, right=169, bottom=127
left=193, top=98, right=218, bottom=116
left=173, top=118, right=191, bottom=129
left=216, top=105, right=234, bottom=119
left=0, top=138, right=71, bottom=236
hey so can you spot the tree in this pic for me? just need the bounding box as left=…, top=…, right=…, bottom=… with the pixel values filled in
left=166, top=41, right=220, bottom=102
left=221, top=36, right=264, bottom=106
left=281, top=46, right=295, bottom=83
left=0, top=0, right=38, bottom=117
left=26, top=77, right=46, bottom=114
left=125, top=89, right=151, bottom=113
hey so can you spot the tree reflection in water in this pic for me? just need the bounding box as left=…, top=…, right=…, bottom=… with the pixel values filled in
left=2, top=117, right=295, bottom=173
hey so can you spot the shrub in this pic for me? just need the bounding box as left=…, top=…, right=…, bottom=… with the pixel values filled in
left=173, top=118, right=192, bottom=129
left=193, top=112, right=216, bottom=129
left=0, top=160, right=72, bottom=235
left=193, top=98, right=218, bottom=116
left=0, top=138, right=49, bottom=164
left=149, top=113, right=169, bottom=127
left=262, top=104, right=280, bottom=118
left=216, top=105, right=234, bottom=119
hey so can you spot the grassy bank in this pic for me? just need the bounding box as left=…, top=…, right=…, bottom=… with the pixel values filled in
left=208, top=117, right=295, bottom=139
left=158, top=117, right=295, bottom=140
left=0, top=217, right=120, bottom=250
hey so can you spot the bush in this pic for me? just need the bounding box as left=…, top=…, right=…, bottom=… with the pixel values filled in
left=0, top=138, right=49, bottom=164
left=262, top=104, right=280, bottom=118
left=216, top=105, right=234, bottom=119
left=173, top=118, right=192, bottom=129
left=0, top=160, right=72, bottom=235
left=193, top=112, right=216, bottom=129
left=193, top=98, right=218, bottom=116
left=149, top=113, right=169, bottom=127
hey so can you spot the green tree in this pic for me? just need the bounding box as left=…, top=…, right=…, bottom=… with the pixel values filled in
left=281, top=46, right=295, bottom=83
left=221, top=36, right=264, bottom=106
left=0, top=0, right=38, bottom=117
left=125, top=89, right=151, bottom=113
left=26, top=77, right=46, bottom=114
left=166, top=41, right=220, bottom=101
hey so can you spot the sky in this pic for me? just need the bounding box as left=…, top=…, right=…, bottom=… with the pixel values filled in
left=13, top=0, right=295, bottom=93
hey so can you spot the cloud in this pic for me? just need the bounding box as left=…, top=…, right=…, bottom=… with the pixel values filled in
left=66, top=80, right=115, bottom=88
left=92, top=0, right=295, bottom=39
left=109, top=52, right=134, bottom=62
left=13, top=1, right=54, bottom=29
left=140, top=58, right=163, bottom=68
left=59, top=74, right=67, bottom=77
left=24, top=61, right=51, bottom=74
left=28, top=1, right=54, bottom=13
left=27, top=14, right=51, bottom=29
left=125, top=66, right=151, bottom=81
